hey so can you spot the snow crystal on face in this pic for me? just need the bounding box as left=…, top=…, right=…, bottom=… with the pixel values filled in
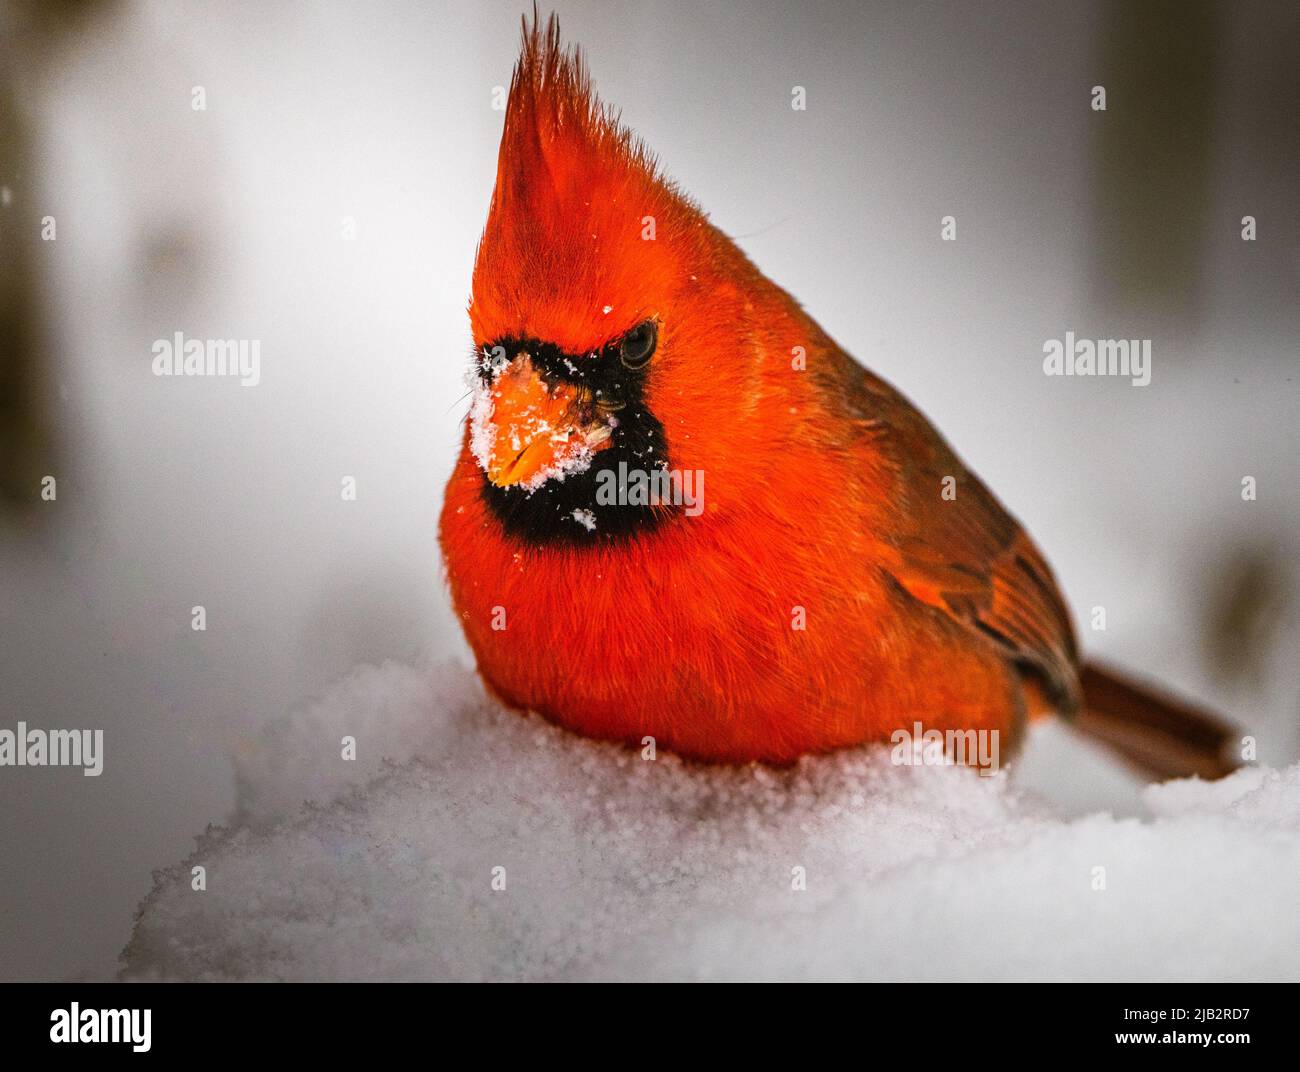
left=571, top=508, right=596, bottom=531
left=121, top=662, right=1300, bottom=982
left=468, top=370, right=497, bottom=472
left=516, top=434, right=595, bottom=494
left=466, top=356, right=611, bottom=494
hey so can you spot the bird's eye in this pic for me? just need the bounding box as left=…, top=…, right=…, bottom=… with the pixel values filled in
left=618, top=320, right=657, bottom=369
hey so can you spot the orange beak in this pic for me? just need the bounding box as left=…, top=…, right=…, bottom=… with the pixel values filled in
left=480, top=355, right=615, bottom=488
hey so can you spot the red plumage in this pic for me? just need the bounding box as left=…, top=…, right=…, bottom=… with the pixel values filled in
left=441, top=13, right=1234, bottom=777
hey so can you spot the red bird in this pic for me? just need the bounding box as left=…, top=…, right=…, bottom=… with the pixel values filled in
left=441, top=14, right=1235, bottom=778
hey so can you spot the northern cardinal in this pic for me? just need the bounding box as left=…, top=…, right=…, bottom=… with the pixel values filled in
left=440, top=13, right=1236, bottom=779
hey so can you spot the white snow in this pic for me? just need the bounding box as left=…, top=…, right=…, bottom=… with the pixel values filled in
left=121, top=662, right=1300, bottom=982
left=467, top=372, right=498, bottom=473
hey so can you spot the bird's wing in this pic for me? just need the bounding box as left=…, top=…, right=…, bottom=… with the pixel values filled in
left=825, top=349, right=1081, bottom=712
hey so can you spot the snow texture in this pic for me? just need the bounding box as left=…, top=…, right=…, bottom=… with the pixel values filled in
left=123, top=663, right=1300, bottom=982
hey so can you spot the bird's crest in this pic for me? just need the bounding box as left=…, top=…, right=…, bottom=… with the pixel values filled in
left=471, top=10, right=703, bottom=354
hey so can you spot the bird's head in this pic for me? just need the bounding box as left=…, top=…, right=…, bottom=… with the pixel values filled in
left=466, top=13, right=809, bottom=545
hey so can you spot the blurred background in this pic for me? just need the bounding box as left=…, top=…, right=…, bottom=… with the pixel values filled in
left=1, top=0, right=1297, bottom=981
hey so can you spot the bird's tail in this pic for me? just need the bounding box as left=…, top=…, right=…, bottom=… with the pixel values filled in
left=1072, top=662, right=1241, bottom=781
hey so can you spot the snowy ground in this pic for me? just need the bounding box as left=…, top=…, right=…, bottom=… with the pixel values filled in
left=121, top=662, right=1300, bottom=982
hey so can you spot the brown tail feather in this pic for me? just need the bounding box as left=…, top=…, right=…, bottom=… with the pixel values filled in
left=1073, top=662, right=1241, bottom=781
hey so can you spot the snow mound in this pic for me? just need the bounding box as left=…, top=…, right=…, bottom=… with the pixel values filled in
left=122, top=663, right=1300, bottom=981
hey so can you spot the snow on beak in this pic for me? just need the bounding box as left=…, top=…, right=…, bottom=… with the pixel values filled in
left=472, top=354, right=615, bottom=490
